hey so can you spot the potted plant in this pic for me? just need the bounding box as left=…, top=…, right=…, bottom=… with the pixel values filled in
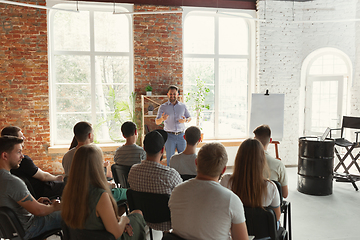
left=185, top=77, right=210, bottom=129
left=145, top=85, right=153, bottom=96
left=148, top=104, right=154, bottom=115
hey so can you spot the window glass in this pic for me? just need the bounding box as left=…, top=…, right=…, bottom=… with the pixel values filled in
left=184, top=10, right=251, bottom=139
left=50, top=4, right=132, bottom=144
left=54, top=11, right=90, bottom=51
left=184, top=15, right=214, bottom=54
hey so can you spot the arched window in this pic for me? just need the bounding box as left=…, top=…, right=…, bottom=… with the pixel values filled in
left=48, top=2, right=133, bottom=144
left=301, top=48, right=352, bottom=135
left=183, top=8, right=255, bottom=139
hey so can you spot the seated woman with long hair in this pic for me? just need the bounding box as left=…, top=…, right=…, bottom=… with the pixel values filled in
left=220, top=138, right=281, bottom=225
left=62, top=145, right=146, bottom=240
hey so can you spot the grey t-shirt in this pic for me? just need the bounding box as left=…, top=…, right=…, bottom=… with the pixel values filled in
left=0, top=169, right=34, bottom=230
left=169, top=152, right=197, bottom=175
left=169, top=179, right=245, bottom=240
left=62, top=147, right=77, bottom=176
left=114, top=144, right=146, bottom=166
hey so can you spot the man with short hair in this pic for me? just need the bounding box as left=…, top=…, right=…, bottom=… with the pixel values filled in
left=155, top=85, right=191, bottom=166
left=114, top=121, right=146, bottom=166
left=0, top=136, right=62, bottom=240
left=169, top=142, right=248, bottom=240
left=170, top=126, right=201, bottom=176
left=62, top=121, right=94, bottom=177
left=253, top=124, right=289, bottom=198
left=128, top=129, right=182, bottom=231
left=1, top=126, right=64, bottom=199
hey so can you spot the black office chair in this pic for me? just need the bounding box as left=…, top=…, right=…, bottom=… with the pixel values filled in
left=273, top=181, right=291, bottom=240
left=244, top=206, right=288, bottom=240
left=180, top=174, right=196, bottom=181
left=162, top=232, right=187, bottom=240
left=126, top=189, right=171, bottom=240
left=111, top=164, right=131, bottom=189
left=18, top=176, right=37, bottom=199
left=0, top=206, right=63, bottom=240
left=62, top=221, right=115, bottom=240
left=330, top=116, right=360, bottom=190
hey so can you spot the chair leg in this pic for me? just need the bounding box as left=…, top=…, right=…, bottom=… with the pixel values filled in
left=288, top=202, right=292, bottom=240
left=149, top=227, right=153, bottom=240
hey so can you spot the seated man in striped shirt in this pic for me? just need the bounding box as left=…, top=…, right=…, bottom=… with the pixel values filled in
left=114, top=121, right=146, bottom=167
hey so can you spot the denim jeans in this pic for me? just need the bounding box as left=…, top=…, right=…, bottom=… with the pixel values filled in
left=165, top=132, right=186, bottom=166
left=24, top=211, right=61, bottom=240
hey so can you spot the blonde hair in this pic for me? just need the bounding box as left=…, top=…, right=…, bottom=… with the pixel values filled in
left=230, top=138, right=270, bottom=208
left=61, top=145, right=118, bottom=229
left=197, top=142, right=228, bottom=178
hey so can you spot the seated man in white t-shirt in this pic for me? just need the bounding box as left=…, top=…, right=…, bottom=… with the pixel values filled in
left=169, top=142, right=248, bottom=240
left=169, top=126, right=201, bottom=176
left=253, top=124, right=288, bottom=198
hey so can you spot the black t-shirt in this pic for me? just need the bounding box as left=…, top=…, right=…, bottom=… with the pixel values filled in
left=11, top=155, right=45, bottom=198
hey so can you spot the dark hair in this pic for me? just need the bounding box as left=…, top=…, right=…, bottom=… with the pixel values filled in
left=185, top=126, right=201, bottom=145
left=69, top=136, right=78, bottom=150
left=167, top=85, right=179, bottom=92
left=121, top=121, right=137, bottom=138
left=0, top=136, right=24, bottom=155
left=74, top=122, right=93, bottom=142
left=253, top=124, right=271, bottom=147
left=1, top=126, right=21, bottom=137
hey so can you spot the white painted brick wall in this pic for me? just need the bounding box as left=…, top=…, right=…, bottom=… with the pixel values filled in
left=257, top=0, right=359, bottom=165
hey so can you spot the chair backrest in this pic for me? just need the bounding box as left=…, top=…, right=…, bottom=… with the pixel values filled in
left=341, top=116, right=360, bottom=137
left=180, top=174, right=196, bottom=181
left=18, top=176, right=37, bottom=199
left=111, top=164, right=131, bottom=189
left=62, top=221, right=116, bottom=240
left=0, top=206, right=25, bottom=240
left=162, top=232, right=187, bottom=240
left=272, top=180, right=283, bottom=203
left=126, top=189, right=171, bottom=223
left=244, top=206, right=277, bottom=240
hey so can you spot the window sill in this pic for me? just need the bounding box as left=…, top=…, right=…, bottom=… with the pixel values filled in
left=48, top=143, right=121, bottom=154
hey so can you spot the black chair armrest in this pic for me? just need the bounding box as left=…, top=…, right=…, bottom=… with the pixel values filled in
left=355, top=131, right=360, bottom=143
left=330, top=128, right=342, bottom=138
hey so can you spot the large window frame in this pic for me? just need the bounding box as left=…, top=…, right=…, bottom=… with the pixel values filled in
left=183, top=7, right=256, bottom=140
left=48, top=1, right=134, bottom=145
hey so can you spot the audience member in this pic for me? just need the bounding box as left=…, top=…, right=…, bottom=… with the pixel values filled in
left=220, top=138, right=281, bottom=225
left=62, top=145, right=146, bottom=240
left=1, top=126, right=64, bottom=199
left=128, top=129, right=182, bottom=231
left=169, top=126, right=201, bottom=176
left=62, top=121, right=94, bottom=177
left=0, top=136, right=61, bottom=240
left=169, top=142, right=248, bottom=240
left=114, top=121, right=146, bottom=166
left=155, top=85, right=191, bottom=165
left=253, top=124, right=288, bottom=198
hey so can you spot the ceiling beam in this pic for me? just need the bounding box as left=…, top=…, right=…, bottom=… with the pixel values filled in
left=68, top=0, right=256, bottom=10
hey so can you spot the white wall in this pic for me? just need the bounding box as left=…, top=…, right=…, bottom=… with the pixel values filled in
left=257, top=0, right=359, bottom=165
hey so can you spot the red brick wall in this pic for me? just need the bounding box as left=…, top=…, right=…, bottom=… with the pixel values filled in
left=0, top=3, right=183, bottom=174
left=133, top=5, right=183, bottom=132
left=0, top=1, right=61, bottom=172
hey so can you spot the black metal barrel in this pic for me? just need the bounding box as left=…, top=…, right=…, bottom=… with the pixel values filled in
left=297, top=137, right=334, bottom=196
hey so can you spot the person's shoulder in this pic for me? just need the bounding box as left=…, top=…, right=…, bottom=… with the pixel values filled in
left=64, top=147, right=77, bottom=156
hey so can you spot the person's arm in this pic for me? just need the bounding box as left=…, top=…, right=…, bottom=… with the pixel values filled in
left=231, top=222, right=249, bottom=240
left=155, top=112, right=169, bottom=125
left=178, top=116, right=191, bottom=123
left=282, top=185, right=288, bottom=198
left=17, top=194, right=61, bottom=216
left=33, top=168, right=64, bottom=182
left=96, top=192, right=130, bottom=239
left=273, top=206, right=281, bottom=221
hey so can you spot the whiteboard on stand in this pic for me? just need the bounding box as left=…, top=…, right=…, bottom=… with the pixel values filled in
left=249, top=93, right=285, bottom=141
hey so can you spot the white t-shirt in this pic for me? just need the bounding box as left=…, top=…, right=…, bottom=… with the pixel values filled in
left=220, top=173, right=280, bottom=208
left=169, top=178, right=245, bottom=240
left=169, top=152, right=197, bottom=175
